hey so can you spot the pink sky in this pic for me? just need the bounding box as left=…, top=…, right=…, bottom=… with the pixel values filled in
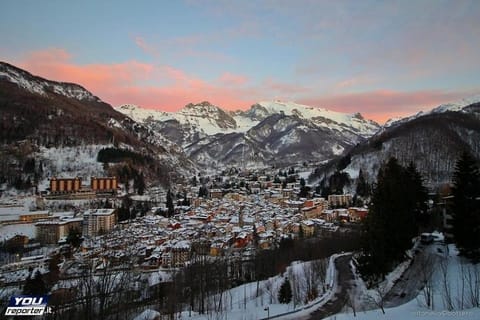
left=13, top=48, right=475, bottom=124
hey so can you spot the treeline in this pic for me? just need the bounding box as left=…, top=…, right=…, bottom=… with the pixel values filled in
left=100, top=147, right=173, bottom=189
left=0, top=152, right=44, bottom=190
left=97, top=147, right=153, bottom=165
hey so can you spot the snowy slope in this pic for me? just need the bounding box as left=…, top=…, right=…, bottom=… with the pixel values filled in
left=250, top=101, right=380, bottom=136
left=117, top=102, right=241, bottom=136
left=325, top=244, right=480, bottom=320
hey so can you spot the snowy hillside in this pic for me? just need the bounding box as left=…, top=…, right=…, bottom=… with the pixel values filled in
left=117, top=102, right=241, bottom=136
left=248, top=101, right=380, bottom=137
left=0, top=62, right=196, bottom=190
left=0, top=62, right=100, bottom=102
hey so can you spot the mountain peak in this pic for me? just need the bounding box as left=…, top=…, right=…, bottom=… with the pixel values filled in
left=248, top=100, right=380, bottom=136
left=0, top=61, right=101, bottom=102
left=183, top=101, right=224, bottom=114
left=430, top=94, right=480, bottom=114
left=384, top=94, right=480, bottom=128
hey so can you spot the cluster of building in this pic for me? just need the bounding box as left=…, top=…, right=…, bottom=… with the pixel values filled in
left=76, top=190, right=367, bottom=271
left=1, top=170, right=370, bottom=284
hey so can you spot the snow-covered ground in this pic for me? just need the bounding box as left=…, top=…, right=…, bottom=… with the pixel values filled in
left=330, top=242, right=480, bottom=320
left=170, top=253, right=348, bottom=320
left=37, top=144, right=108, bottom=190
left=328, top=299, right=480, bottom=320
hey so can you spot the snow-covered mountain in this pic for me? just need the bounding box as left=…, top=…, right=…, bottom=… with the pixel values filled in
left=0, top=62, right=101, bottom=102
left=384, top=94, right=480, bottom=129
left=0, top=62, right=195, bottom=189
left=117, top=100, right=379, bottom=138
left=238, top=101, right=380, bottom=136
left=116, top=100, right=380, bottom=167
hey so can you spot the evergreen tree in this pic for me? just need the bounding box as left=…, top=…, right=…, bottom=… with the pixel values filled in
left=191, top=175, right=198, bottom=187
left=356, top=169, right=370, bottom=198
left=166, top=189, right=174, bottom=217
left=329, top=171, right=351, bottom=194
left=66, top=227, right=83, bottom=248
left=134, top=172, right=146, bottom=195
left=23, top=270, right=47, bottom=295
left=405, top=163, right=429, bottom=228
left=278, top=278, right=292, bottom=304
left=451, top=151, right=480, bottom=260
left=198, top=185, right=209, bottom=198
left=359, top=157, right=426, bottom=284
left=182, top=191, right=190, bottom=206
left=298, top=178, right=309, bottom=197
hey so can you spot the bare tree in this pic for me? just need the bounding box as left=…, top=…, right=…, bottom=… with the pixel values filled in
left=364, top=278, right=388, bottom=315
left=440, top=257, right=454, bottom=311
left=419, top=253, right=436, bottom=309
left=465, top=264, right=480, bottom=308
left=344, top=290, right=357, bottom=317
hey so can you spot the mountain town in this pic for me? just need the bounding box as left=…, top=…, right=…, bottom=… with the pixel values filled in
left=1, top=1, right=480, bottom=319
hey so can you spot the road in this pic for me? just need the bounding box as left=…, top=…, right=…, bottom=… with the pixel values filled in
left=305, top=254, right=355, bottom=319
left=285, top=243, right=443, bottom=320
left=384, top=242, right=442, bottom=308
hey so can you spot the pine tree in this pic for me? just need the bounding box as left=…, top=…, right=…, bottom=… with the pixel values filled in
left=166, top=189, right=174, bottom=217
left=278, top=278, right=292, bottom=304
left=198, top=185, right=208, bottom=198
left=298, top=178, right=308, bottom=197
left=451, top=151, right=480, bottom=260
left=359, top=157, right=426, bottom=284
left=405, top=163, right=428, bottom=229
left=23, top=270, right=47, bottom=295
left=66, top=227, right=83, bottom=248
left=356, top=169, right=370, bottom=198
left=134, top=172, right=145, bottom=195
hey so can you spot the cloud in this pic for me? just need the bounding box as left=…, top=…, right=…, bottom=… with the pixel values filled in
left=299, top=89, right=477, bottom=123
left=131, top=33, right=235, bottom=63
left=219, top=72, right=249, bottom=86
left=133, top=36, right=160, bottom=58
left=7, top=48, right=478, bottom=124
left=12, top=48, right=257, bottom=111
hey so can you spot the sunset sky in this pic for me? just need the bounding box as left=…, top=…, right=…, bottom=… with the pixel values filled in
left=1, top=0, right=479, bottom=123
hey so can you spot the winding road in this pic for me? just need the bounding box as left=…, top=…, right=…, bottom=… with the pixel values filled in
left=384, top=243, right=441, bottom=308
left=305, top=254, right=355, bottom=320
